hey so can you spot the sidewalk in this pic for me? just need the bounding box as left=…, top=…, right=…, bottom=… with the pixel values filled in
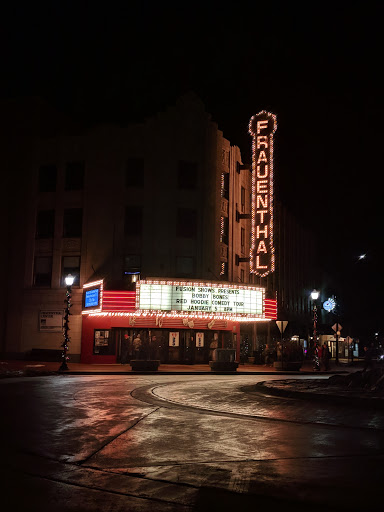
left=0, top=358, right=355, bottom=377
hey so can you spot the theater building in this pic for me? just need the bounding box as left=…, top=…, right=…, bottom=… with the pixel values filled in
left=1, top=94, right=315, bottom=364
left=1, top=94, right=275, bottom=362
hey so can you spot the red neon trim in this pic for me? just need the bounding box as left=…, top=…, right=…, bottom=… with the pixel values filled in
left=264, top=299, right=277, bottom=319
left=102, top=292, right=137, bottom=311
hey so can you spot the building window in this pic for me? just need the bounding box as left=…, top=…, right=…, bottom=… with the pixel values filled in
left=241, top=186, right=246, bottom=213
left=241, top=227, right=245, bottom=253
left=38, top=164, right=57, bottom=192
left=220, top=216, right=229, bottom=245
left=125, top=158, right=144, bottom=187
left=123, top=254, right=141, bottom=286
left=176, top=208, right=197, bottom=238
left=176, top=256, right=194, bottom=275
left=65, top=162, right=84, bottom=190
left=36, top=210, right=55, bottom=238
left=178, top=161, right=198, bottom=190
left=221, top=172, right=229, bottom=200
left=63, top=208, right=83, bottom=237
left=124, top=254, right=141, bottom=271
left=33, top=256, right=52, bottom=287
left=61, top=256, right=80, bottom=287
left=124, top=206, right=143, bottom=236
left=241, top=269, right=245, bottom=282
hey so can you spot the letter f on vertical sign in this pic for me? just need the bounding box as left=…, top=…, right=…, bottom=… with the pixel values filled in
left=249, top=111, right=277, bottom=277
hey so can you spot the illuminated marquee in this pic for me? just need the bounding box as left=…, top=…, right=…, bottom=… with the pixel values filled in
left=137, top=280, right=265, bottom=318
left=249, top=111, right=277, bottom=276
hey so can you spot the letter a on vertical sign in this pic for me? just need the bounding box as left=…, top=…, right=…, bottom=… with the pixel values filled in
left=249, top=111, right=277, bottom=276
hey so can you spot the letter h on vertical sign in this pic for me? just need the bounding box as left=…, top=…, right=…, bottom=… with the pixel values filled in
left=249, top=111, right=277, bottom=277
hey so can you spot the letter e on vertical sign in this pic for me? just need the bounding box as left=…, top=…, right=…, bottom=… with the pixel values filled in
left=249, top=111, right=277, bottom=276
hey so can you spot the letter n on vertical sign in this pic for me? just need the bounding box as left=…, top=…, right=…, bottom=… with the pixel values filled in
left=249, top=111, right=277, bottom=277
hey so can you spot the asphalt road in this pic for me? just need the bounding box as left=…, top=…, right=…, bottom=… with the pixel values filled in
left=1, top=374, right=383, bottom=511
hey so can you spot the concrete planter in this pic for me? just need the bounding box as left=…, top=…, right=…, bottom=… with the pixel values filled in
left=130, top=360, right=160, bottom=371
left=209, top=361, right=239, bottom=372
left=273, top=361, right=302, bottom=371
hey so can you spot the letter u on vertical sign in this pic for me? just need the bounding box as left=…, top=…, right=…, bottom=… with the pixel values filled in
left=249, top=111, right=277, bottom=276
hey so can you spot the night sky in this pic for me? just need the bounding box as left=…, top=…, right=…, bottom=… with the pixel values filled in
left=2, top=2, right=383, bottom=341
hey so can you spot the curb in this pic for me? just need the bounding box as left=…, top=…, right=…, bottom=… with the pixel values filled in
left=56, top=370, right=349, bottom=376
left=1, top=368, right=350, bottom=378
left=252, top=381, right=384, bottom=408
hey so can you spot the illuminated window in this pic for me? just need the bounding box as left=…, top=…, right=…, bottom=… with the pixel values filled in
left=124, top=206, right=143, bottom=236
left=36, top=210, right=55, bottom=238
left=61, top=256, right=80, bottom=287
left=63, top=208, right=83, bottom=237
left=176, top=208, right=197, bottom=238
left=123, top=254, right=141, bottom=287
left=178, top=161, right=198, bottom=189
left=38, top=164, right=57, bottom=192
left=33, top=256, right=52, bottom=287
left=65, top=162, right=84, bottom=190
left=125, top=158, right=144, bottom=187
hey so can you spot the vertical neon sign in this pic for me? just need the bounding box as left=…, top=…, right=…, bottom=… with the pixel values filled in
left=249, top=111, right=277, bottom=276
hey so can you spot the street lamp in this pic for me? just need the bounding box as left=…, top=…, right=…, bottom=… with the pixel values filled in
left=59, top=274, right=75, bottom=371
left=310, top=289, right=319, bottom=349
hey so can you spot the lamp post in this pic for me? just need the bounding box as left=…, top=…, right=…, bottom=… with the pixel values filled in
left=59, top=274, right=75, bottom=371
left=310, top=289, right=319, bottom=349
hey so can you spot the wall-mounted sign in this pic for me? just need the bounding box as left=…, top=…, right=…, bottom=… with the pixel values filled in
left=82, top=280, right=104, bottom=314
left=169, top=332, right=179, bottom=347
left=93, top=329, right=114, bottom=355
left=39, top=310, right=63, bottom=332
left=138, top=280, right=264, bottom=317
left=249, top=111, right=277, bottom=276
left=94, top=330, right=109, bottom=347
left=85, top=288, right=99, bottom=308
left=196, top=332, right=204, bottom=347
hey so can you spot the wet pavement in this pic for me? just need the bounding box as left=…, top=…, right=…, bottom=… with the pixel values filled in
left=1, top=366, right=383, bottom=511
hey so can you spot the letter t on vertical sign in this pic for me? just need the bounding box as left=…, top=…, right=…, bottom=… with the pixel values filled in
left=249, top=111, right=277, bottom=276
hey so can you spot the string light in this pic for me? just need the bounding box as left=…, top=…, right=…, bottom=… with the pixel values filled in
left=88, top=311, right=272, bottom=322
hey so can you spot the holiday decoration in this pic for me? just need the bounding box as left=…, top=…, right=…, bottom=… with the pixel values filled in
left=59, top=275, right=74, bottom=371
